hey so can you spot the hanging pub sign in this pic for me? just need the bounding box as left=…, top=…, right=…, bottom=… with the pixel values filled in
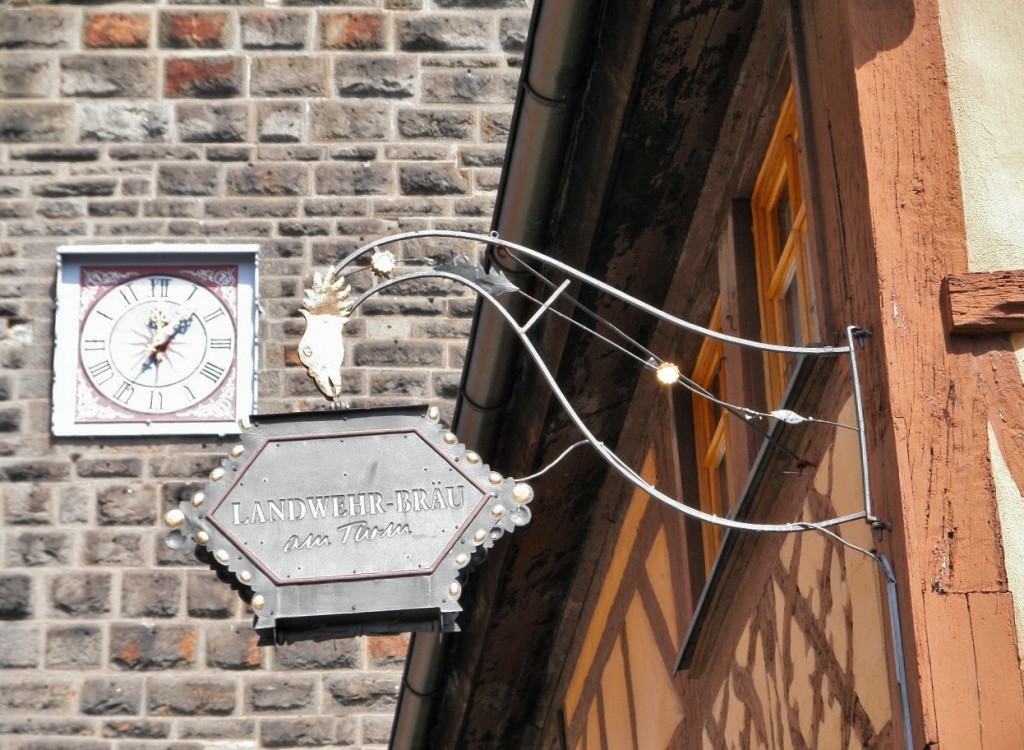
left=164, top=406, right=534, bottom=641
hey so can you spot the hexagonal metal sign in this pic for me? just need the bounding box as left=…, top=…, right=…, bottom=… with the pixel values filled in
left=165, top=406, right=534, bottom=640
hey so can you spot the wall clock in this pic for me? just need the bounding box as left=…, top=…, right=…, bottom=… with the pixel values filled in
left=52, top=244, right=259, bottom=437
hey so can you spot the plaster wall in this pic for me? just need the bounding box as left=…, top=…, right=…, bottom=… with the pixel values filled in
left=988, top=425, right=1024, bottom=665
left=938, top=0, right=1024, bottom=271
left=938, top=0, right=1024, bottom=663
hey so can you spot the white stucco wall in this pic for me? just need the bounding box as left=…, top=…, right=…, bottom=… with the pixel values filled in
left=939, top=0, right=1024, bottom=271
left=988, top=426, right=1024, bottom=666
left=939, top=0, right=1024, bottom=661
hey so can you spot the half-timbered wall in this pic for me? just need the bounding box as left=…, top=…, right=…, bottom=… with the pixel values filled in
left=939, top=0, right=1024, bottom=664
left=814, top=0, right=1024, bottom=745
left=536, top=2, right=913, bottom=748
left=561, top=400, right=895, bottom=750
left=421, top=0, right=1024, bottom=747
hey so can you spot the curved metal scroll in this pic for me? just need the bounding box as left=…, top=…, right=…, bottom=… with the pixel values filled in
left=298, top=230, right=879, bottom=535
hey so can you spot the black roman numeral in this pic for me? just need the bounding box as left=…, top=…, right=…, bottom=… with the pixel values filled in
left=118, top=285, right=138, bottom=306
left=150, top=278, right=170, bottom=298
left=82, top=339, right=107, bottom=352
left=200, top=362, right=226, bottom=382
left=87, top=360, right=114, bottom=384
left=149, top=390, right=163, bottom=410
left=203, top=308, right=225, bottom=323
left=209, top=338, right=233, bottom=350
left=113, top=381, right=135, bottom=404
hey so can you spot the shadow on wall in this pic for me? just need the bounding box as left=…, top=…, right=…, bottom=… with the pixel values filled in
left=848, top=0, right=916, bottom=69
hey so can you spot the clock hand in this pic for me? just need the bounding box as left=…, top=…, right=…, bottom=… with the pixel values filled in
left=147, top=306, right=194, bottom=362
left=149, top=306, right=170, bottom=329
left=135, top=307, right=166, bottom=373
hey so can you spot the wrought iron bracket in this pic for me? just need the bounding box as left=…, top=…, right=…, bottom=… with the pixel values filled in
left=295, top=229, right=885, bottom=538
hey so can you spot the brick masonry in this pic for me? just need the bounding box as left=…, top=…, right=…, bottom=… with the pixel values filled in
left=0, top=0, right=531, bottom=747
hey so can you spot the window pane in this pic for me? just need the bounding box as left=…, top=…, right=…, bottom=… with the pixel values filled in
left=716, top=452, right=730, bottom=515
left=780, top=269, right=803, bottom=382
left=709, top=363, right=723, bottom=423
left=752, top=88, right=815, bottom=408
left=784, top=274, right=803, bottom=346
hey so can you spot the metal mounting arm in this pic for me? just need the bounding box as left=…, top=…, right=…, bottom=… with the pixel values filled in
left=297, top=230, right=881, bottom=537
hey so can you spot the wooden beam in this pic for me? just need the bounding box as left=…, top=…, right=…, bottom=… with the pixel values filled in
left=943, top=270, right=1024, bottom=334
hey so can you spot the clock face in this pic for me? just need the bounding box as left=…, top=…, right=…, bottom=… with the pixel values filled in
left=79, top=273, right=236, bottom=415
left=51, top=245, right=258, bottom=437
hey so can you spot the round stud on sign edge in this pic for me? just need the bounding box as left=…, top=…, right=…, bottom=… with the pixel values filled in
left=510, top=505, right=531, bottom=527
left=512, top=483, right=534, bottom=504
left=164, top=508, right=185, bottom=529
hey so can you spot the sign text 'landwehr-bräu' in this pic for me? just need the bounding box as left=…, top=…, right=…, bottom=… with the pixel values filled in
left=207, top=427, right=490, bottom=584
left=165, top=408, right=535, bottom=638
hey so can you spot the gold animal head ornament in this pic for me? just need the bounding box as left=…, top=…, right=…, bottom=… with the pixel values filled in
left=298, top=270, right=353, bottom=400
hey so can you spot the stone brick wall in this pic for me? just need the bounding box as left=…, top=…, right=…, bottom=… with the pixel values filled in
left=0, top=0, right=530, bottom=746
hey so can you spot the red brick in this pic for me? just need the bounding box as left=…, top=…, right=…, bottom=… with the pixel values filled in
left=206, top=623, right=262, bottom=669
left=165, top=57, right=240, bottom=97
left=84, top=13, right=150, bottom=49
left=179, top=630, right=198, bottom=662
left=161, top=12, right=229, bottom=49
left=367, top=634, right=409, bottom=667
left=320, top=13, right=383, bottom=50
left=110, top=624, right=197, bottom=670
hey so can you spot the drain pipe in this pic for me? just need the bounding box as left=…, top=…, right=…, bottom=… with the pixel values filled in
left=454, top=0, right=599, bottom=451
left=388, top=1, right=600, bottom=748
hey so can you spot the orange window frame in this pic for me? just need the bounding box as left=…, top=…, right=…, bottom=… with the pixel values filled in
left=691, top=298, right=731, bottom=573
left=751, top=88, right=816, bottom=406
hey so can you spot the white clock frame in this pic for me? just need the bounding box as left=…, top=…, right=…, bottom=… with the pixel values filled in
left=52, top=244, right=259, bottom=437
